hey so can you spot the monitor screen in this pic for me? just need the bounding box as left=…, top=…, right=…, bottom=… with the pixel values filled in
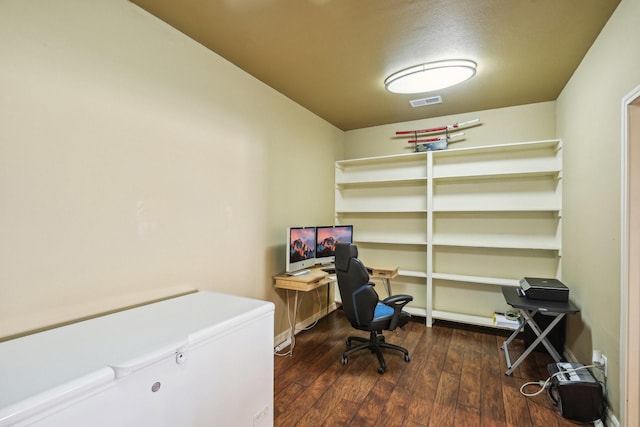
left=286, top=227, right=316, bottom=273
left=315, top=225, right=353, bottom=265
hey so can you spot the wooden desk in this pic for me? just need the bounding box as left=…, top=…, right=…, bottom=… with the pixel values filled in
left=366, top=265, right=398, bottom=296
left=274, top=269, right=335, bottom=355
left=274, top=269, right=333, bottom=292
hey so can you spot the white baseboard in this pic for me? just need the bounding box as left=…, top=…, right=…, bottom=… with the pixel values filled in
left=273, top=330, right=290, bottom=350
left=606, top=413, right=620, bottom=427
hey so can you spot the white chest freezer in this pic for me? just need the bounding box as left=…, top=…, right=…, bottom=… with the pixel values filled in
left=0, top=291, right=275, bottom=426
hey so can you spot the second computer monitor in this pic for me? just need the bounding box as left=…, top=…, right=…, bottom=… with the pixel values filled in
left=315, top=225, right=353, bottom=265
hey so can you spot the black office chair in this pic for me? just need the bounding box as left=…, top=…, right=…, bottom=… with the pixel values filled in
left=335, top=242, right=413, bottom=374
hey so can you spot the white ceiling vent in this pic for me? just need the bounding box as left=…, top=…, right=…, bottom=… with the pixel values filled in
left=409, top=96, right=443, bottom=108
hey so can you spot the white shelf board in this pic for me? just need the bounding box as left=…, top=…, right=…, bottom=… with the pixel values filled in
left=431, top=310, right=517, bottom=330
left=432, top=208, right=562, bottom=216
left=431, top=239, right=561, bottom=251
left=432, top=310, right=496, bottom=328
left=336, top=209, right=428, bottom=214
left=432, top=139, right=561, bottom=158
left=433, top=169, right=561, bottom=181
left=336, top=151, right=427, bottom=167
left=432, top=206, right=561, bottom=214
left=336, top=177, right=427, bottom=186
left=355, top=237, right=428, bottom=246
left=398, top=269, right=428, bottom=279
left=431, top=273, right=520, bottom=287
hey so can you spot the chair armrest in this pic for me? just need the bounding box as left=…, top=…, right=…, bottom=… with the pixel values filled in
left=381, top=294, right=413, bottom=330
left=382, top=294, right=413, bottom=307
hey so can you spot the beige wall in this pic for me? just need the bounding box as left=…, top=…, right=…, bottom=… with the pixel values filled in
left=0, top=0, right=342, bottom=340
left=343, top=101, right=556, bottom=159
left=556, top=0, right=637, bottom=420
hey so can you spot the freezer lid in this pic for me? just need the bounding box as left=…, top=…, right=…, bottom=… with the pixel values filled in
left=0, top=291, right=274, bottom=413
left=0, top=368, right=114, bottom=426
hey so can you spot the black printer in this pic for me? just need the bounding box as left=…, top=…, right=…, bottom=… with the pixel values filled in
left=519, top=277, right=569, bottom=302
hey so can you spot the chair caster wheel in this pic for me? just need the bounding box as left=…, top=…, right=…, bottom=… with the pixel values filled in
left=404, top=354, right=411, bottom=362
left=341, top=357, right=348, bottom=365
left=377, top=366, right=386, bottom=374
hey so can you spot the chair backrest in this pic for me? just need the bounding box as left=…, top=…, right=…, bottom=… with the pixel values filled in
left=335, top=243, right=378, bottom=327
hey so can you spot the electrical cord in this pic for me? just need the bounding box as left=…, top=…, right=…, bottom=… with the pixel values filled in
left=274, top=290, right=296, bottom=357
left=274, top=287, right=324, bottom=357
left=297, top=288, right=322, bottom=331
left=520, top=378, right=553, bottom=397
left=519, top=364, right=598, bottom=397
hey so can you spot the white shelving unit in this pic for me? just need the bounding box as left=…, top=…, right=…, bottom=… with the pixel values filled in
left=335, top=139, right=562, bottom=328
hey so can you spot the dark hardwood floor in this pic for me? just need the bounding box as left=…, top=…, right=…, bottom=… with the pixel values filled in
left=274, top=309, right=581, bottom=427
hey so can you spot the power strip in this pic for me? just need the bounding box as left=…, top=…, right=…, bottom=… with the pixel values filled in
left=274, top=337, right=292, bottom=353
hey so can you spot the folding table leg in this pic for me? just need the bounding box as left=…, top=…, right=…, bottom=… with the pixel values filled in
left=521, top=310, right=564, bottom=361
left=503, top=310, right=565, bottom=375
left=501, top=315, right=526, bottom=372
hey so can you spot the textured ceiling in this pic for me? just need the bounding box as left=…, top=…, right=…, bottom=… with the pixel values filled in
left=130, top=0, right=620, bottom=131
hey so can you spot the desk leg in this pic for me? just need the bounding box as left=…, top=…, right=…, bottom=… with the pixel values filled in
left=286, top=290, right=300, bottom=357
left=325, top=281, right=332, bottom=316
left=503, top=310, right=565, bottom=375
left=382, top=278, right=392, bottom=297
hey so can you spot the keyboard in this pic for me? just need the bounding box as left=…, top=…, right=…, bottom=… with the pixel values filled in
left=287, top=269, right=310, bottom=277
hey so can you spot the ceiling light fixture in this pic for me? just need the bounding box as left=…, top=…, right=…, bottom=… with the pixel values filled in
left=385, top=59, right=477, bottom=94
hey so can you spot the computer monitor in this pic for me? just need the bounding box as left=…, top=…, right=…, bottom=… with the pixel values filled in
left=285, top=227, right=316, bottom=273
left=315, top=225, right=353, bottom=265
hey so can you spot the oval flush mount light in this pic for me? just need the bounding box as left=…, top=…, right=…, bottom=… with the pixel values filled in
left=385, top=59, right=477, bottom=94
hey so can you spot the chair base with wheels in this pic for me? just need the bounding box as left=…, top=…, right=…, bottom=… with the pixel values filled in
left=340, top=329, right=411, bottom=374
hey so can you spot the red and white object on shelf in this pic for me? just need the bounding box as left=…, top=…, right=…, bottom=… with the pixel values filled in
left=396, top=118, right=480, bottom=151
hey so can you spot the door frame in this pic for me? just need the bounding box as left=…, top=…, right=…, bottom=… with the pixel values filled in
left=620, top=84, right=640, bottom=427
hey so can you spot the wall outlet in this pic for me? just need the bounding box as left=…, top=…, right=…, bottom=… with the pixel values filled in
left=592, top=350, right=608, bottom=377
